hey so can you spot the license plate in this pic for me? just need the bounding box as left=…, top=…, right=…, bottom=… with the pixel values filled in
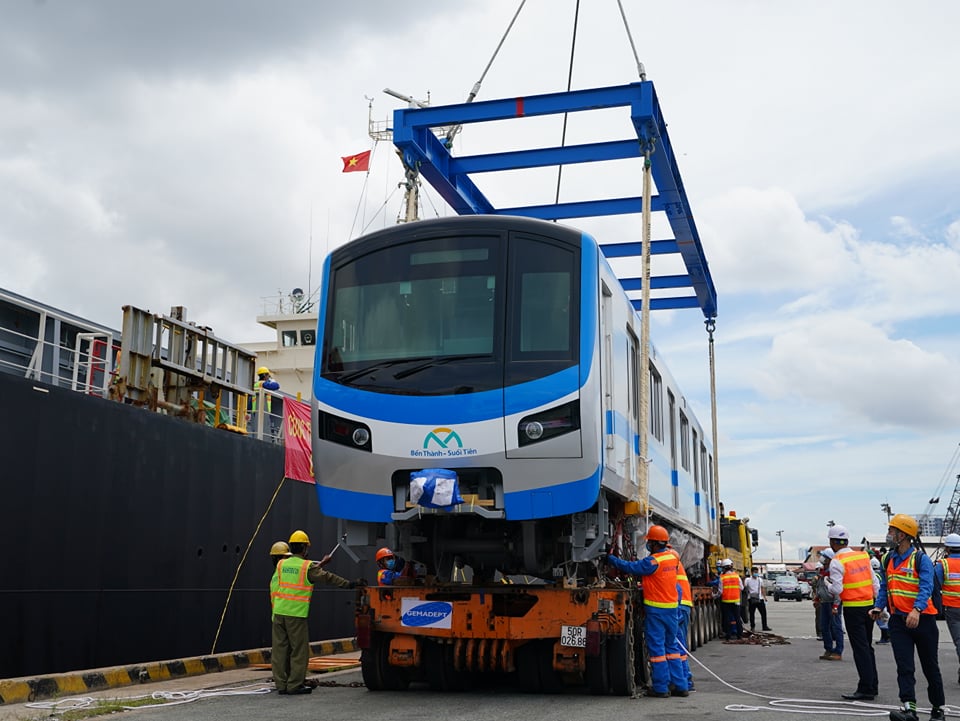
left=560, top=625, right=586, bottom=647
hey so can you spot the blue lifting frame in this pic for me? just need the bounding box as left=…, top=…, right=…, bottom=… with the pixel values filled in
left=391, top=81, right=718, bottom=319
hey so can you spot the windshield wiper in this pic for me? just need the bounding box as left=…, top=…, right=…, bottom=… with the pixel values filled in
left=392, top=354, right=490, bottom=380
left=337, top=359, right=418, bottom=384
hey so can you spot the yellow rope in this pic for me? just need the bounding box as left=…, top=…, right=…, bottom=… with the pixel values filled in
left=210, top=474, right=287, bottom=654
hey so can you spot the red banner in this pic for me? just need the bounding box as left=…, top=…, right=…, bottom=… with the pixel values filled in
left=283, top=398, right=314, bottom=484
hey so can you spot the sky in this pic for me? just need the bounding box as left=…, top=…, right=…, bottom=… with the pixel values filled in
left=3, top=0, right=960, bottom=561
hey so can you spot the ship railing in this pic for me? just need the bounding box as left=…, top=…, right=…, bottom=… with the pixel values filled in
left=246, top=386, right=288, bottom=446
left=0, top=320, right=115, bottom=398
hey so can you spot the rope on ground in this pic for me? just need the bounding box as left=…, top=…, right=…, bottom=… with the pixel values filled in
left=24, top=682, right=275, bottom=712
left=686, top=643, right=960, bottom=716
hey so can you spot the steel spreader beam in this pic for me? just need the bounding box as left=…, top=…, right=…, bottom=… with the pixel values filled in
left=392, top=82, right=717, bottom=318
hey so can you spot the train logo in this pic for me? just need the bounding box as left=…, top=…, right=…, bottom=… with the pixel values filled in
left=423, top=427, right=463, bottom=449
left=400, top=599, right=453, bottom=629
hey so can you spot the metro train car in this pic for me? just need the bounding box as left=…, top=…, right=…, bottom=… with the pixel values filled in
left=312, top=214, right=718, bottom=582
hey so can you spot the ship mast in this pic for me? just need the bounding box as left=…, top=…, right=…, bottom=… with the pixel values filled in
left=372, top=88, right=435, bottom=224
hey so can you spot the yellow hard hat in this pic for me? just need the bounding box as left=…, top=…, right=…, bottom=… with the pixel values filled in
left=288, top=530, right=310, bottom=545
left=888, top=513, right=918, bottom=538
left=257, top=366, right=271, bottom=376
left=270, top=541, right=290, bottom=556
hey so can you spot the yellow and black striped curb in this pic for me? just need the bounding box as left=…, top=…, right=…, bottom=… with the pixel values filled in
left=0, top=637, right=358, bottom=706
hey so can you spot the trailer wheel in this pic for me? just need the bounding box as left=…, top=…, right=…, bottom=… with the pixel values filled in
left=585, top=640, right=609, bottom=695
left=425, top=641, right=469, bottom=691
left=362, top=633, right=410, bottom=691
left=684, top=606, right=700, bottom=653
left=360, top=637, right=385, bottom=690
left=516, top=640, right=561, bottom=693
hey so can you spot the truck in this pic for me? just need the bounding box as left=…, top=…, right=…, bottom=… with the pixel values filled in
left=312, top=82, right=731, bottom=694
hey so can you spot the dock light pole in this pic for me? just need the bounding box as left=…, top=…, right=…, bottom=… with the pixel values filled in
left=776, top=530, right=785, bottom=563
left=881, top=503, right=893, bottom=522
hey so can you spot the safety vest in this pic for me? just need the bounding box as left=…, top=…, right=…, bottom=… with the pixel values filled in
left=886, top=550, right=936, bottom=615
left=836, top=548, right=874, bottom=607
left=271, top=557, right=313, bottom=617
left=720, top=571, right=741, bottom=603
left=939, top=557, right=960, bottom=608
left=270, top=571, right=279, bottom=616
left=251, top=379, right=272, bottom=413
left=643, top=550, right=680, bottom=608
left=667, top=549, right=693, bottom=607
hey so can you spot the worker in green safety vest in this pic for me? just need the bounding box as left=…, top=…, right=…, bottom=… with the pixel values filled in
left=270, top=530, right=355, bottom=695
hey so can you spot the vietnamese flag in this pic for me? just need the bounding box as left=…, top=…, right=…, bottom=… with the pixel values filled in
left=341, top=150, right=371, bottom=173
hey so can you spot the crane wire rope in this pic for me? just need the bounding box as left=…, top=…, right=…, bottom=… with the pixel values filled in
left=552, top=0, right=580, bottom=207
left=210, top=473, right=287, bottom=654
left=444, top=0, right=528, bottom=148
left=615, top=0, right=647, bottom=81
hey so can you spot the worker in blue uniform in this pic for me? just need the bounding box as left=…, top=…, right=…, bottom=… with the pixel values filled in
left=602, top=525, right=689, bottom=698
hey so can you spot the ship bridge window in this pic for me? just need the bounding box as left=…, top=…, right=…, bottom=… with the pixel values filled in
left=282, top=330, right=298, bottom=347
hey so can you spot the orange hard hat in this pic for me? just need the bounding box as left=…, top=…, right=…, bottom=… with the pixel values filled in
left=646, top=525, right=669, bottom=542
left=375, top=547, right=394, bottom=562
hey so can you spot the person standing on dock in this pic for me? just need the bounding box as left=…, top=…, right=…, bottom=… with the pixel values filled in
left=712, top=559, right=743, bottom=640
left=817, top=548, right=843, bottom=661
left=872, top=514, right=945, bottom=721
left=827, top=524, right=879, bottom=701
left=271, top=530, right=354, bottom=695
left=744, top=566, right=771, bottom=633
left=934, top=533, right=960, bottom=680
left=603, top=525, right=689, bottom=698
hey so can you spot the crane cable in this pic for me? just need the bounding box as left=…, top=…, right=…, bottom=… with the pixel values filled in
left=553, top=0, right=580, bottom=207
left=616, top=0, right=647, bottom=81
left=444, top=0, right=528, bottom=148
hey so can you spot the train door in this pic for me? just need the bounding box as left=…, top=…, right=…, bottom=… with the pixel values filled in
left=600, top=283, right=616, bottom=472
left=668, top=390, right=677, bottom=506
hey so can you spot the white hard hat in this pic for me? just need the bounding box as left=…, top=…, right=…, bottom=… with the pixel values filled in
left=819, top=548, right=835, bottom=560
left=945, top=533, right=960, bottom=548
left=870, top=557, right=881, bottom=570
left=827, top=524, right=849, bottom=541
left=721, top=558, right=733, bottom=567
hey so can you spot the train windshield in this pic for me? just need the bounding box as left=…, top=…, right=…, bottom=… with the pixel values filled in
left=321, top=231, right=577, bottom=394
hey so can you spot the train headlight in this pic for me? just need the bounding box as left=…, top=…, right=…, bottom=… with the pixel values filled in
left=523, top=421, right=544, bottom=441
left=318, top=411, right=372, bottom=452
left=517, top=400, right=580, bottom=447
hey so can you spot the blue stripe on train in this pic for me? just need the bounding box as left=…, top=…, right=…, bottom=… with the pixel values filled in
left=315, top=466, right=603, bottom=522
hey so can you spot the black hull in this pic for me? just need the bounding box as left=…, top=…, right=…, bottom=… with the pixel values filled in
left=0, top=372, right=360, bottom=679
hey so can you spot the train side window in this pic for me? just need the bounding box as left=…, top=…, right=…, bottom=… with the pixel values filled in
left=649, top=364, right=663, bottom=442
left=679, top=411, right=690, bottom=471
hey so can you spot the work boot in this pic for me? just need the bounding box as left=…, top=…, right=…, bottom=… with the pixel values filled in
left=930, top=708, right=945, bottom=721
left=819, top=651, right=833, bottom=660
left=888, top=705, right=918, bottom=721
left=670, top=688, right=689, bottom=697
left=287, top=685, right=313, bottom=695
left=647, top=690, right=671, bottom=698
